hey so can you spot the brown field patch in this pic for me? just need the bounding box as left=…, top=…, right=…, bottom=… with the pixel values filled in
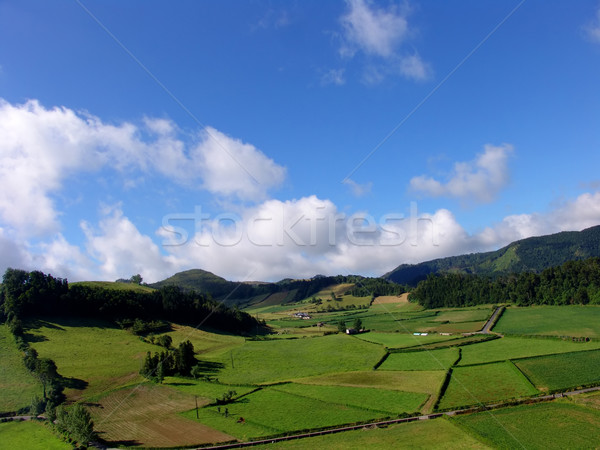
left=373, top=293, right=409, bottom=304
left=90, top=384, right=234, bottom=447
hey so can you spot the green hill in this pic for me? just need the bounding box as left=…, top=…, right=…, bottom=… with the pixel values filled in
left=71, top=281, right=155, bottom=293
left=384, top=225, right=600, bottom=285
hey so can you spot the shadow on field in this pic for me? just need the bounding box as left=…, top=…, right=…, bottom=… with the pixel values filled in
left=195, top=360, right=225, bottom=375
left=61, top=376, right=88, bottom=391
left=98, top=436, right=142, bottom=447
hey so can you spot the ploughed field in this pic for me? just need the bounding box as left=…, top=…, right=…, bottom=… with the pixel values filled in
left=2, top=299, right=599, bottom=448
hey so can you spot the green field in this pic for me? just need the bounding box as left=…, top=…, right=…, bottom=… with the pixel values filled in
left=163, top=377, right=256, bottom=401
left=494, top=305, right=600, bottom=338
left=515, top=349, right=600, bottom=391
left=209, top=334, right=385, bottom=385
left=458, top=336, right=600, bottom=366
left=274, top=383, right=427, bottom=415
left=252, top=416, right=489, bottom=449
left=164, top=324, right=245, bottom=358
left=183, top=387, right=395, bottom=440
left=438, top=362, right=539, bottom=410
left=295, top=370, right=446, bottom=395
left=379, top=348, right=460, bottom=371
left=0, top=325, right=42, bottom=412
left=354, top=332, right=461, bottom=348
left=26, top=317, right=157, bottom=398
left=0, top=420, right=70, bottom=450
left=71, top=280, right=155, bottom=293
left=454, top=401, right=600, bottom=449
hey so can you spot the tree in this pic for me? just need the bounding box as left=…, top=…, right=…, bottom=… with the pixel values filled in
left=130, top=274, right=143, bottom=285
left=353, top=318, right=363, bottom=331
left=34, top=358, right=58, bottom=399
left=67, top=403, right=95, bottom=444
left=337, top=320, right=346, bottom=333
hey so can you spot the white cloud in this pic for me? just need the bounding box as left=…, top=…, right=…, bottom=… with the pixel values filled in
left=410, top=144, right=513, bottom=203
left=321, top=68, right=346, bottom=86
left=0, top=99, right=286, bottom=236
left=81, top=205, right=178, bottom=283
left=585, top=6, right=600, bottom=43
left=339, top=0, right=430, bottom=82
left=192, top=127, right=286, bottom=201
left=343, top=178, right=372, bottom=197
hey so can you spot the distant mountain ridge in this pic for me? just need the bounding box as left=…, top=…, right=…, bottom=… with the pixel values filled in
left=384, top=225, right=600, bottom=286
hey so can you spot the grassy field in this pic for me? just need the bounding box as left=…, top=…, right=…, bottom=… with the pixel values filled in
left=0, top=420, right=71, bottom=450
left=26, top=317, right=157, bottom=399
left=71, top=280, right=155, bottom=293
left=379, top=348, right=460, bottom=371
left=438, top=362, right=539, bottom=410
left=183, top=387, right=396, bottom=440
left=273, top=383, right=427, bottom=415
left=162, top=376, right=257, bottom=400
left=90, top=383, right=234, bottom=447
left=294, top=370, right=446, bottom=395
left=494, top=305, right=600, bottom=338
left=454, top=401, right=600, bottom=449
left=252, top=416, right=489, bottom=449
left=354, top=332, right=461, bottom=348
left=515, top=349, right=600, bottom=391
left=209, top=334, right=385, bottom=385
left=457, top=336, right=600, bottom=366
left=0, top=325, right=42, bottom=413
left=164, top=324, right=245, bottom=358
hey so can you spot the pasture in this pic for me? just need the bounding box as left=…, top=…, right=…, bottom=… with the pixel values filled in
left=515, top=349, right=600, bottom=391
left=26, top=317, right=156, bottom=399
left=454, top=401, right=600, bottom=449
left=0, top=420, right=70, bottom=450
left=252, top=416, right=489, bottom=449
left=493, top=305, right=600, bottom=338
left=353, top=332, right=460, bottom=348
left=0, top=325, right=42, bottom=413
left=437, top=362, right=539, bottom=410
left=379, top=347, right=460, bottom=371
left=209, top=334, right=385, bottom=385
left=457, top=336, right=600, bottom=366
left=294, top=370, right=446, bottom=395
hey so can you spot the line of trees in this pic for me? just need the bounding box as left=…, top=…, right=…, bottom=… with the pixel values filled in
left=409, top=257, right=600, bottom=308
left=0, top=268, right=264, bottom=334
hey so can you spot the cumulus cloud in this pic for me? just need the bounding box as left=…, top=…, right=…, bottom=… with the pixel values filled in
left=0, top=99, right=286, bottom=236
left=410, top=144, right=513, bottom=203
left=339, top=0, right=429, bottom=82
left=321, top=68, right=346, bottom=86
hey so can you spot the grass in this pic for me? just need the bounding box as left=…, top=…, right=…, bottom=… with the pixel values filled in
left=493, top=305, right=600, bottom=338
left=182, top=387, right=403, bottom=440
left=437, top=362, right=539, bottom=410
left=273, top=383, right=427, bottom=415
left=209, top=334, right=385, bottom=385
left=162, top=376, right=256, bottom=400
left=90, top=383, right=234, bottom=447
left=454, top=401, right=600, bottom=449
left=353, top=332, right=461, bottom=348
left=294, top=370, right=447, bottom=395
left=457, top=336, right=600, bottom=366
left=0, top=325, right=42, bottom=413
left=164, top=324, right=245, bottom=358
left=251, top=418, right=490, bottom=449
left=71, top=280, right=155, bottom=293
left=514, top=349, right=600, bottom=391
left=379, top=348, right=460, bottom=371
left=26, top=317, right=157, bottom=399
left=0, top=420, right=71, bottom=450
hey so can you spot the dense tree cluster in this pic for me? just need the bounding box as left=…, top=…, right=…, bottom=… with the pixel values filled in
left=55, top=403, right=95, bottom=445
left=346, top=277, right=406, bottom=297
left=410, top=257, right=600, bottom=308
left=0, top=268, right=263, bottom=334
left=140, top=340, right=196, bottom=382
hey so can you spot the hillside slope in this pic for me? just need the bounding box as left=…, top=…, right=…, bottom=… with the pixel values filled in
left=384, top=225, right=600, bottom=285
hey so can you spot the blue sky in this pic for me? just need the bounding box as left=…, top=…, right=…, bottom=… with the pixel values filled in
left=1, top=0, right=600, bottom=282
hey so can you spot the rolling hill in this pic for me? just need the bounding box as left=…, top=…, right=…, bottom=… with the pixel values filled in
left=384, top=225, right=600, bottom=285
